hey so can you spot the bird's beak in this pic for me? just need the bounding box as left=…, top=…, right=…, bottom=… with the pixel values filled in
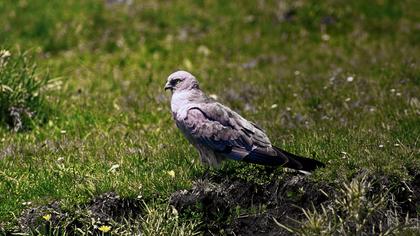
left=164, top=82, right=173, bottom=91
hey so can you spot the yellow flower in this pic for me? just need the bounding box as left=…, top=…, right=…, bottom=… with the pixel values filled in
left=98, top=225, right=111, bottom=233
left=42, top=214, right=51, bottom=221
left=167, top=170, right=175, bottom=178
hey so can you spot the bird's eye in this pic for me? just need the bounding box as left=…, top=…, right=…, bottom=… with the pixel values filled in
left=172, top=78, right=181, bottom=85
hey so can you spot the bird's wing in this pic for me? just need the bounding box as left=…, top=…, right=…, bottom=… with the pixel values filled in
left=180, top=102, right=278, bottom=161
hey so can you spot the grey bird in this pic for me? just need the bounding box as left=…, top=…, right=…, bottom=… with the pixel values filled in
left=165, top=71, right=325, bottom=172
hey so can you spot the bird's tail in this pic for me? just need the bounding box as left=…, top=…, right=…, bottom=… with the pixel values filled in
left=242, top=146, right=325, bottom=172
left=273, top=146, right=325, bottom=172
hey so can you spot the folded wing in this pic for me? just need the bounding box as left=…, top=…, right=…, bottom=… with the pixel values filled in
left=181, top=102, right=286, bottom=163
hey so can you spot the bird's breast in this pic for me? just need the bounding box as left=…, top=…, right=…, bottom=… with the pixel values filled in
left=170, top=91, right=198, bottom=120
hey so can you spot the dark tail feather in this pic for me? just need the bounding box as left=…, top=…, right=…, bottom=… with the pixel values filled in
left=273, top=147, right=325, bottom=172
left=242, top=146, right=325, bottom=172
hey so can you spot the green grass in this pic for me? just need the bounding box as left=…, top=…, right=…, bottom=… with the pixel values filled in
left=0, top=50, right=52, bottom=131
left=0, top=0, right=419, bottom=234
left=276, top=173, right=415, bottom=235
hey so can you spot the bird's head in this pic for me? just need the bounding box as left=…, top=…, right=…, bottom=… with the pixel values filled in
left=165, top=70, right=199, bottom=93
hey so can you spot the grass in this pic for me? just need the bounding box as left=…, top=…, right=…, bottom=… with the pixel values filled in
left=0, top=0, right=419, bottom=234
left=0, top=50, right=52, bottom=131
left=275, top=173, right=418, bottom=235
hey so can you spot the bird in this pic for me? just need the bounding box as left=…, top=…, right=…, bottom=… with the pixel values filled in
left=164, top=70, right=325, bottom=172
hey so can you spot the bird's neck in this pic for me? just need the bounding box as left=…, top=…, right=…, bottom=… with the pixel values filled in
left=171, top=89, right=203, bottom=118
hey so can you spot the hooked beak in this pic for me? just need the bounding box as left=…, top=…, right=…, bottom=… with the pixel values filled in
left=164, top=82, right=173, bottom=91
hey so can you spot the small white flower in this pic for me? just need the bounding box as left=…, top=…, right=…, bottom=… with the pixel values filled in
left=345, top=98, right=351, bottom=102
left=346, top=76, right=354, bottom=82
left=340, top=151, right=348, bottom=159
left=271, top=104, right=278, bottom=109
left=390, top=89, right=396, bottom=93
left=394, top=143, right=400, bottom=147
left=108, top=164, right=120, bottom=173
left=60, top=130, right=67, bottom=134
left=0, top=50, right=11, bottom=58
left=379, top=144, right=384, bottom=148
left=396, top=92, right=401, bottom=96
left=171, top=205, right=179, bottom=216
left=294, top=70, right=300, bottom=76
left=197, top=45, right=210, bottom=56
left=321, top=34, right=330, bottom=41
left=286, top=107, right=291, bottom=111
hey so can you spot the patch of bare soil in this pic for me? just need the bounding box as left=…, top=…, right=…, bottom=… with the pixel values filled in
left=170, top=173, right=331, bottom=235
left=18, top=192, right=143, bottom=234
left=170, top=171, right=419, bottom=236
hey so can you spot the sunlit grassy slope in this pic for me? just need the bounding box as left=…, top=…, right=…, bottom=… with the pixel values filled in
left=0, top=0, right=418, bottom=231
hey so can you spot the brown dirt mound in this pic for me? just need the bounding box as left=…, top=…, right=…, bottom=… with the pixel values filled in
left=18, top=192, right=143, bottom=234
left=170, top=173, right=331, bottom=235
left=170, top=171, right=419, bottom=236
